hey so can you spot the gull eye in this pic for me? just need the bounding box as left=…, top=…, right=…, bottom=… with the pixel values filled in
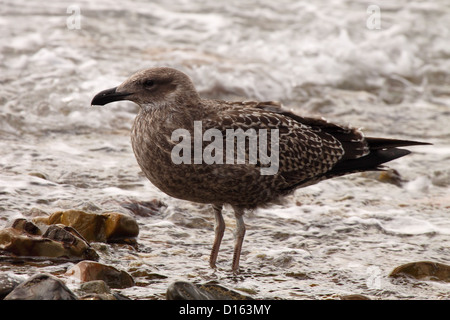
left=143, top=79, right=155, bottom=87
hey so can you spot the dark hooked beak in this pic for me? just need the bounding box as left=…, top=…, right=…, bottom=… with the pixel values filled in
left=91, top=87, right=132, bottom=106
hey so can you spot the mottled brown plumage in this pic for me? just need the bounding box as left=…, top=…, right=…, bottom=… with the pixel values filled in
left=91, top=67, right=429, bottom=272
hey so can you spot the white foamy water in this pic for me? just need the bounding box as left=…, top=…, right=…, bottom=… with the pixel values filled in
left=1, top=0, right=450, bottom=299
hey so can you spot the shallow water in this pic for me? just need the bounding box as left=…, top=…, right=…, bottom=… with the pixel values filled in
left=1, top=0, right=450, bottom=299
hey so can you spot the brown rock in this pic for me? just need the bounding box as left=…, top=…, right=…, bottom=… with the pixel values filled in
left=389, top=261, right=450, bottom=282
left=42, top=225, right=99, bottom=261
left=9, top=218, right=41, bottom=235
left=0, top=222, right=98, bottom=261
left=43, top=224, right=87, bottom=243
left=33, top=210, right=139, bottom=243
left=66, top=261, right=135, bottom=289
left=34, top=210, right=108, bottom=242
left=103, top=212, right=139, bottom=243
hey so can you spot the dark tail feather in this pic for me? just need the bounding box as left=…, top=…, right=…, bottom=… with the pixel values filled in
left=365, top=137, right=431, bottom=150
left=327, top=138, right=431, bottom=176
left=329, top=148, right=411, bottom=175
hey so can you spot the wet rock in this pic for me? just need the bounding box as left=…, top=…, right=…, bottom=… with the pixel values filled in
left=78, top=280, right=131, bottom=300
left=79, top=293, right=116, bottom=300
left=166, top=281, right=253, bottom=300
left=44, top=224, right=85, bottom=242
left=24, top=207, right=50, bottom=218
left=66, top=261, right=135, bottom=289
left=77, top=201, right=103, bottom=212
left=360, top=168, right=404, bottom=187
left=273, top=254, right=295, bottom=268
left=33, top=210, right=108, bottom=242
left=431, top=169, right=450, bottom=187
left=389, top=261, right=450, bottom=282
left=285, top=272, right=311, bottom=280
left=43, top=224, right=99, bottom=260
left=0, top=273, right=24, bottom=299
left=79, top=292, right=131, bottom=300
left=4, top=273, right=78, bottom=300
left=80, top=280, right=111, bottom=294
left=0, top=222, right=98, bottom=262
left=379, top=77, right=406, bottom=105
left=28, top=172, right=49, bottom=180
left=33, top=210, right=139, bottom=244
left=9, top=218, right=41, bottom=235
left=129, top=267, right=167, bottom=282
left=168, top=211, right=210, bottom=229
left=122, top=199, right=167, bottom=217
left=103, top=212, right=139, bottom=243
left=340, top=294, right=371, bottom=300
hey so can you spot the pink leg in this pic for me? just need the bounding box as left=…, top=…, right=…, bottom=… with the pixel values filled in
left=209, top=204, right=225, bottom=269
left=231, top=206, right=246, bottom=273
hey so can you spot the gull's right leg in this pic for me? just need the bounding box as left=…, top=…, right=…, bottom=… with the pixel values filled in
left=231, top=206, right=246, bottom=273
left=209, top=203, right=225, bottom=269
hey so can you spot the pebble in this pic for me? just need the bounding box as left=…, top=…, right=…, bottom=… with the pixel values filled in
left=78, top=281, right=131, bottom=300
left=66, top=261, right=135, bottom=289
left=360, top=168, right=404, bottom=187
left=340, top=294, right=371, bottom=300
left=121, top=199, right=167, bottom=217
left=389, top=261, right=450, bottom=282
left=431, top=169, right=450, bottom=187
left=79, top=292, right=131, bottom=300
left=80, top=280, right=111, bottom=294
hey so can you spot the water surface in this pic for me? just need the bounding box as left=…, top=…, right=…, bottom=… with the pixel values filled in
left=1, top=0, right=449, bottom=299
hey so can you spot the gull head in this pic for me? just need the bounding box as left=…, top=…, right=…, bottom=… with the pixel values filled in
left=91, top=67, right=200, bottom=110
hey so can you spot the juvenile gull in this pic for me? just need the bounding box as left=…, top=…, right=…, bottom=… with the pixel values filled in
left=91, top=67, right=429, bottom=272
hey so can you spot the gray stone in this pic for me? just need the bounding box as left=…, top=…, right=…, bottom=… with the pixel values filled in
left=4, top=273, right=77, bottom=300
left=166, top=281, right=253, bottom=300
left=0, top=273, right=24, bottom=299
left=80, top=280, right=111, bottom=294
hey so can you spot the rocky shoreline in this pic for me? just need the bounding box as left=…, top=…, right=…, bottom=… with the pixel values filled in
left=1, top=207, right=449, bottom=300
